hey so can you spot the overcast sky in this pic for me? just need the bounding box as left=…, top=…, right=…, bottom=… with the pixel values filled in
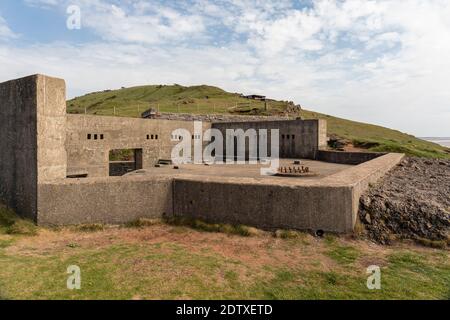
left=1, top=0, right=449, bottom=136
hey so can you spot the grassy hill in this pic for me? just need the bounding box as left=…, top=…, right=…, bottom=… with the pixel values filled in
left=67, top=84, right=450, bottom=159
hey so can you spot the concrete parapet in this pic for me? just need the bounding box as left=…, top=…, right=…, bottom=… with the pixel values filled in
left=316, top=150, right=385, bottom=165
left=37, top=176, right=173, bottom=226
left=172, top=153, right=404, bottom=233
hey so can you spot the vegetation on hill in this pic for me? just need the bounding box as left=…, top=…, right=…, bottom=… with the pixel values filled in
left=67, top=84, right=290, bottom=116
left=67, top=84, right=450, bottom=159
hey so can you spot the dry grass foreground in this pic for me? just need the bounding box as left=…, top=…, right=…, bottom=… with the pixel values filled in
left=0, top=217, right=449, bottom=300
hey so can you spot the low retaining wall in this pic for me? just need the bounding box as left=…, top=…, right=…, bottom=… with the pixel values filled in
left=316, top=150, right=385, bottom=165
left=173, top=180, right=353, bottom=233
left=37, top=176, right=173, bottom=226
left=173, top=153, right=404, bottom=233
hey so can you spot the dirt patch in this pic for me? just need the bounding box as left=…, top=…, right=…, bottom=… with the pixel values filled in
left=5, top=225, right=348, bottom=273
left=359, top=157, right=450, bottom=245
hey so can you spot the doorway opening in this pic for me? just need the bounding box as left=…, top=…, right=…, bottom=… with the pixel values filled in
left=109, top=149, right=143, bottom=176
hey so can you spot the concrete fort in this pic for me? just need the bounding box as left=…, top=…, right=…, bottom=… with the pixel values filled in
left=0, top=74, right=404, bottom=232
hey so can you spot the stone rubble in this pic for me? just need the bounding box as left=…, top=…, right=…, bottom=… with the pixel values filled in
left=359, top=157, right=450, bottom=245
left=150, top=112, right=297, bottom=122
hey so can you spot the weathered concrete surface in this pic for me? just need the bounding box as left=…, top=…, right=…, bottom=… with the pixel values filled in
left=172, top=153, right=404, bottom=233
left=212, top=119, right=327, bottom=159
left=37, top=176, right=173, bottom=226
left=173, top=179, right=352, bottom=233
left=66, top=114, right=211, bottom=177
left=0, top=75, right=66, bottom=221
left=35, top=154, right=403, bottom=232
left=127, top=159, right=351, bottom=180
left=37, top=76, right=67, bottom=181
left=321, top=153, right=405, bottom=229
left=317, top=150, right=385, bottom=165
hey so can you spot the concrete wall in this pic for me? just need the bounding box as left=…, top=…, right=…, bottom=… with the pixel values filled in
left=37, top=153, right=404, bottom=232
left=173, top=179, right=353, bottom=233
left=320, top=153, right=405, bottom=228
left=37, top=176, right=173, bottom=226
left=316, top=150, right=385, bottom=165
left=66, top=115, right=211, bottom=177
left=66, top=117, right=329, bottom=178
left=173, top=153, right=404, bottom=233
left=0, top=75, right=66, bottom=220
left=212, top=119, right=327, bottom=160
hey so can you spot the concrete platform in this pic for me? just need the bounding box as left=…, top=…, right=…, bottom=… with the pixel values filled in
left=37, top=153, right=404, bottom=233
left=127, top=159, right=353, bottom=182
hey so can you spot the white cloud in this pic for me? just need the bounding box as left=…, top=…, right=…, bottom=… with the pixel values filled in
left=1, top=0, right=450, bottom=136
left=0, top=15, right=17, bottom=40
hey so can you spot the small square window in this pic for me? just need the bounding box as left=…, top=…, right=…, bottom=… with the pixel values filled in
left=151, top=135, right=154, bottom=140
left=94, top=134, right=98, bottom=140
left=87, top=134, right=91, bottom=140
left=281, top=135, right=285, bottom=139
left=100, top=134, right=104, bottom=140
left=155, top=135, right=158, bottom=140
left=147, top=135, right=150, bottom=140
left=292, top=135, right=295, bottom=140
left=192, top=135, right=195, bottom=140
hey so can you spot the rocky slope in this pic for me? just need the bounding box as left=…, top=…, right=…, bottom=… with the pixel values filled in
left=359, top=157, right=450, bottom=245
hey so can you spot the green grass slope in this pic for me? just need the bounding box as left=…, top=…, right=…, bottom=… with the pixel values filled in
left=67, top=84, right=450, bottom=159
left=67, top=84, right=289, bottom=116
left=300, top=110, right=450, bottom=158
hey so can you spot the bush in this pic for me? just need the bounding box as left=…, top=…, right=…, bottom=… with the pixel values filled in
left=273, top=229, right=303, bottom=239
left=75, top=224, right=105, bottom=232
left=125, top=218, right=161, bottom=228
left=163, top=216, right=261, bottom=237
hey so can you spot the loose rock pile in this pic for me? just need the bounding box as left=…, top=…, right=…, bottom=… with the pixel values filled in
left=152, top=113, right=295, bottom=122
left=359, top=157, right=450, bottom=245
